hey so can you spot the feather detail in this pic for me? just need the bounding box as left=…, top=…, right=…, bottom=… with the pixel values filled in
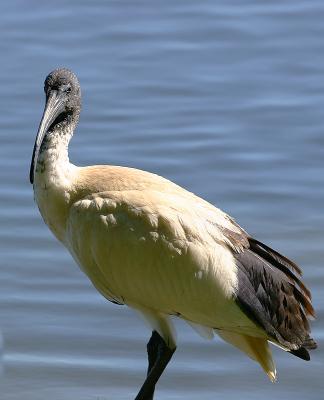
left=234, top=238, right=316, bottom=356
left=217, top=330, right=276, bottom=382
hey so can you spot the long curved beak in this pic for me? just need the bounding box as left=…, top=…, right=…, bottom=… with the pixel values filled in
left=30, top=90, right=65, bottom=184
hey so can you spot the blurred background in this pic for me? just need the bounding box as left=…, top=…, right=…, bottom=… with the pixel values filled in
left=0, top=1, right=323, bottom=399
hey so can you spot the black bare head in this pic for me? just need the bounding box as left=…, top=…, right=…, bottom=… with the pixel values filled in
left=30, top=68, right=81, bottom=184
left=44, top=68, right=81, bottom=116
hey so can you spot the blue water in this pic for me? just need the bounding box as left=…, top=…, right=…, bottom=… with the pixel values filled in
left=0, top=1, right=323, bottom=399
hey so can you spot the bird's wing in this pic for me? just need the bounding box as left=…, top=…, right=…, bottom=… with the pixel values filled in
left=66, top=187, right=316, bottom=359
left=190, top=192, right=317, bottom=357
left=65, top=188, right=246, bottom=313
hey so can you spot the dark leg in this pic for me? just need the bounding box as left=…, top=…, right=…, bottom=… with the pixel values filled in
left=135, top=331, right=176, bottom=400
left=146, top=331, right=160, bottom=376
left=141, top=331, right=160, bottom=400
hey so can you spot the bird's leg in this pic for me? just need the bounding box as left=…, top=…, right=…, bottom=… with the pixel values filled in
left=139, top=331, right=160, bottom=400
left=135, top=331, right=176, bottom=400
left=146, top=331, right=160, bottom=376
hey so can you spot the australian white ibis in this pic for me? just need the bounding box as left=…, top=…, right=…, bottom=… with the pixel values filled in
left=30, top=68, right=316, bottom=399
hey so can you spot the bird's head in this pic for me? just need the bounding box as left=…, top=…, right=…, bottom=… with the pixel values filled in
left=30, top=68, right=81, bottom=184
left=44, top=68, right=81, bottom=116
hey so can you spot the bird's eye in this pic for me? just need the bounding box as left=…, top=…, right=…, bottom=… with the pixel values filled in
left=60, top=84, right=71, bottom=94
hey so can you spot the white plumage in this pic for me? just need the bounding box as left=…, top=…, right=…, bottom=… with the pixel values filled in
left=30, top=69, right=316, bottom=399
left=37, top=164, right=263, bottom=351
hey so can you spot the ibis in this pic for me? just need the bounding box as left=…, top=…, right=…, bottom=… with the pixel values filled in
left=30, top=68, right=316, bottom=399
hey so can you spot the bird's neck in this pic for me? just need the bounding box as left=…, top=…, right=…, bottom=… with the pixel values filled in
left=36, top=121, right=76, bottom=188
left=33, top=121, right=77, bottom=243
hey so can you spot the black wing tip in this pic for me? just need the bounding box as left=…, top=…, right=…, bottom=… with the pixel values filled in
left=288, top=335, right=317, bottom=361
left=248, top=237, right=312, bottom=301
left=289, top=347, right=310, bottom=361
left=248, top=237, right=303, bottom=275
left=235, top=243, right=317, bottom=356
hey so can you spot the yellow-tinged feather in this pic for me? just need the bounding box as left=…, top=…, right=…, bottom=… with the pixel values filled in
left=35, top=163, right=271, bottom=376
left=217, top=331, right=277, bottom=382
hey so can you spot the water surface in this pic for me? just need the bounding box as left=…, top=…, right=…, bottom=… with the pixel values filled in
left=0, top=1, right=323, bottom=399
